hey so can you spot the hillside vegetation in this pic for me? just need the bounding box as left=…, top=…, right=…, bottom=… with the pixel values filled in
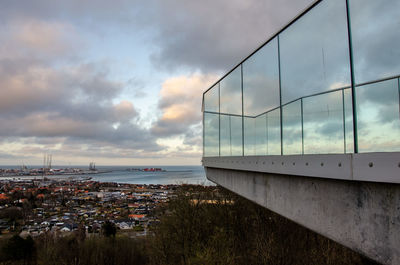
left=0, top=185, right=378, bottom=265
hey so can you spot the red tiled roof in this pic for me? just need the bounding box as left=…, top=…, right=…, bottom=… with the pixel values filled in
left=129, top=214, right=146, bottom=219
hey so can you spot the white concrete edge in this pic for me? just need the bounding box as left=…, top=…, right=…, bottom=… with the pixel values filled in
left=202, top=152, right=400, bottom=184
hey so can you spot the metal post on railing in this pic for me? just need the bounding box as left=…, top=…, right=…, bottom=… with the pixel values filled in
left=277, top=35, right=283, bottom=156
left=241, top=64, right=244, bottom=157
left=218, top=83, right=221, bottom=157
left=202, top=94, right=205, bottom=157
left=398, top=78, right=400, bottom=119
left=202, top=112, right=205, bottom=157
left=266, top=114, right=269, bottom=155
left=229, top=115, right=232, bottom=156
left=345, top=0, right=358, bottom=153
left=342, top=89, right=347, bottom=153
left=301, top=98, right=304, bottom=154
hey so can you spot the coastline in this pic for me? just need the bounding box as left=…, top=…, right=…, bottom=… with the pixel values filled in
left=0, top=165, right=212, bottom=186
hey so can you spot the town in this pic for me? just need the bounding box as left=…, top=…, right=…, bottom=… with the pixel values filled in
left=0, top=178, right=178, bottom=238
left=0, top=163, right=104, bottom=178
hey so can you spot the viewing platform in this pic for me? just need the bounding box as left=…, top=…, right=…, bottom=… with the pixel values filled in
left=202, top=0, right=400, bottom=264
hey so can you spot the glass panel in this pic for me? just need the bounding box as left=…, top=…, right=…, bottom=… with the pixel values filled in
left=280, top=0, right=350, bottom=104
left=244, top=117, right=256, bottom=156
left=243, top=37, right=280, bottom=116
left=255, top=114, right=267, bottom=155
left=349, top=0, right=400, bottom=84
left=204, top=84, right=219, bottom=112
left=220, top=66, right=242, bottom=115
left=220, top=114, right=243, bottom=156
left=356, top=79, right=400, bottom=152
left=230, top=116, right=243, bottom=156
left=267, top=109, right=281, bottom=155
left=204, top=112, right=219, bottom=157
left=282, top=100, right=302, bottom=154
left=220, top=114, right=231, bottom=156
left=343, top=88, right=354, bottom=153
left=303, top=91, right=344, bottom=154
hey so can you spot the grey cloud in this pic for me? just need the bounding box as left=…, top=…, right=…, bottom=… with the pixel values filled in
left=0, top=107, right=160, bottom=153
left=151, top=120, right=189, bottom=136
left=0, top=0, right=329, bottom=75
left=0, top=0, right=139, bottom=29
left=378, top=105, right=400, bottom=125
left=183, top=123, right=203, bottom=147
left=0, top=4, right=168, bottom=161
left=356, top=78, right=399, bottom=125
left=315, top=120, right=343, bottom=137
left=151, top=104, right=201, bottom=136
left=356, top=79, right=398, bottom=106
left=0, top=152, right=20, bottom=159
left=0, top=49, right=160, bottom=157
left=10, top=137, right=162, bottom=160
left=0, top=61, right=123, bottom=119
left=279, top=0, right=351, bottom=104
left=0, top=0, right=330, bottom=162
left=146, top=0, right=314, bottom=72
left=351, top=0, right=400, bottom=83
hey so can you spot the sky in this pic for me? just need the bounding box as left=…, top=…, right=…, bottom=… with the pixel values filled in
left=0, top=0, right=313, bottom=166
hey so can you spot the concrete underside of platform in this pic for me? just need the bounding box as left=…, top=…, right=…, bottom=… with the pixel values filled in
left=205, top=167, right=400, bottom=265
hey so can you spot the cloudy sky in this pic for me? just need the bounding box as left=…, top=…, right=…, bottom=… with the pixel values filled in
left=0, top=0, right=313, bottom=166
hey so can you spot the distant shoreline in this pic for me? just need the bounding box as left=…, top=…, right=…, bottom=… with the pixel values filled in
left=0, top=165, right=211, bottom=186
left=0, top=168, right=196, bottom=179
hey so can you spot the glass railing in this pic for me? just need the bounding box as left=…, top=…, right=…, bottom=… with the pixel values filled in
left=203, top=0, right=400, bottom=157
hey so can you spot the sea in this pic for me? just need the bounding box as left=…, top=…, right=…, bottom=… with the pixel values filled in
left=0, top=165, right=214, bottom=186
left=90, top=165, right=213, bottom=185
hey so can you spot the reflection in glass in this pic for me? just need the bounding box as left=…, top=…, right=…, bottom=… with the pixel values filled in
left=221, top=114, right=243, bottom=156
left=203, top=0, right=400, bottom=157
left=204, top=84, right=219, bottom=112
left=220, top=115, right=231, bottom=156
left=244, top=117, right=256, bottom=155
left=267, top=109, right=281, bottom=155
left=303, top=91, right=344, bottom=154
left=255, top=114, right=267, bottom=155
left=280, top=0, right=350, bottom=104
left=220, top=66, right=242, bottom=115
left=245, top=111, right=281, bottom=156
left=343, top=88, right=354, bottom=153
left=356, top=79, right=400, bottom=152
left=282, top=100, right=302, bottom=154
left=349, top=0, right=400, bottom=84
left=243, top=37, right=280, bottom=116
left=204, top=112, right=219, bottom=157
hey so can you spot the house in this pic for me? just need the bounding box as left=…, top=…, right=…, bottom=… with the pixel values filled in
left=60, top=226, right=70, bottom=232
left=117, top=221, right=131, bottom=230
